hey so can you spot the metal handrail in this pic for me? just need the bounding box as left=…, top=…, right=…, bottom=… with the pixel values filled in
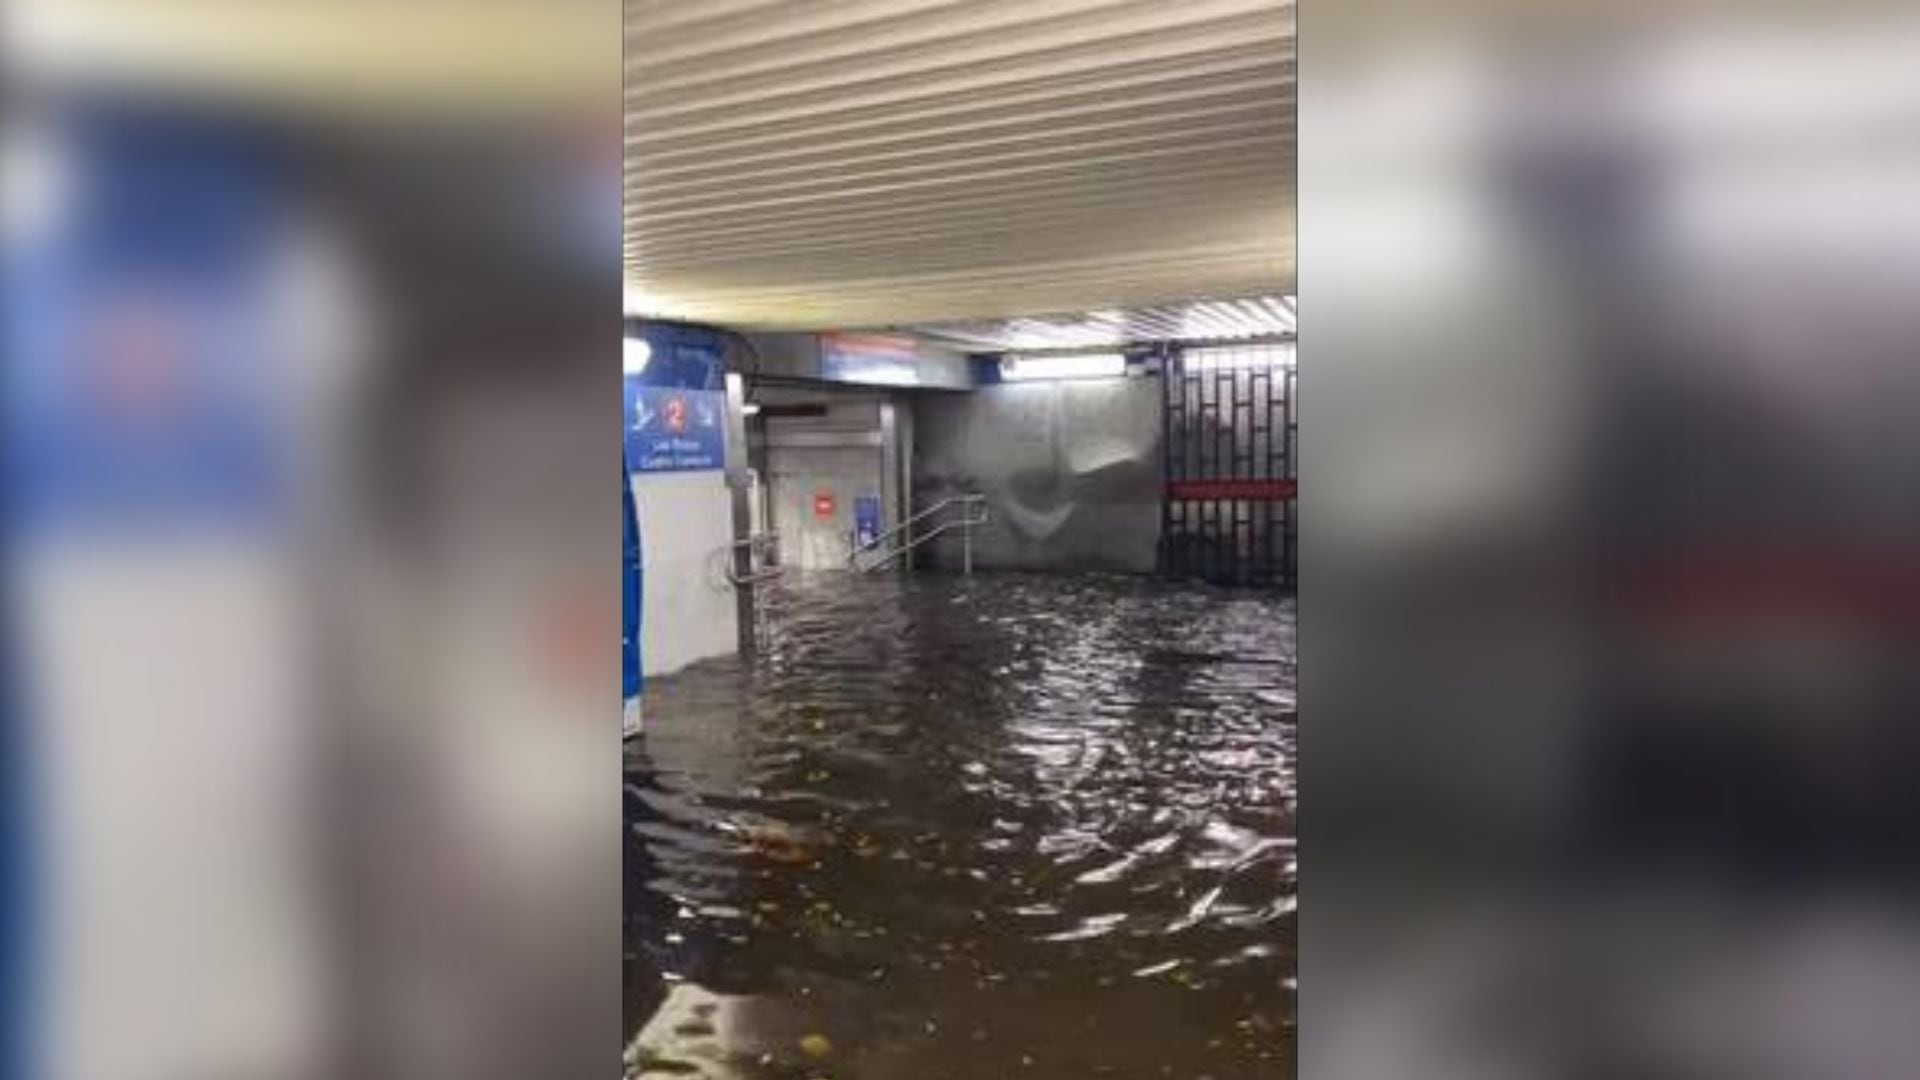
left=849, top=495, right=988, bottom=574
left=720, top=532, right=784, bottom=587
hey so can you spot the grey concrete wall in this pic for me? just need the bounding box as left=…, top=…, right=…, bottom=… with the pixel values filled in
left=914, top=377, right=1163, bottom=573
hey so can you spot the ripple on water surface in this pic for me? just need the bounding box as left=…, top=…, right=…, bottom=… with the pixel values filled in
left=626, top=572, right=1295, bottom=1079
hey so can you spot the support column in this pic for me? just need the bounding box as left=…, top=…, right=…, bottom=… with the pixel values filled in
left=724, top=371, right=756, bottom=653
left=879, top=400, right=904, bottom=570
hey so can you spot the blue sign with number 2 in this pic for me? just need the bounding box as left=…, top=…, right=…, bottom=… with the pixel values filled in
left=625, top=382, right=726, bottom=473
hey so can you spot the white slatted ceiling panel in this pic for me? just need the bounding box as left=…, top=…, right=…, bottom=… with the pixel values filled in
left=625, top=0, right=1295, bottom=329
left=911, top=295, right=1295, bottom=351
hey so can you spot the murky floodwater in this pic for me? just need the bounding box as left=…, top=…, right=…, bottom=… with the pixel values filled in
left=625, top=572, right=1295, bottom=1079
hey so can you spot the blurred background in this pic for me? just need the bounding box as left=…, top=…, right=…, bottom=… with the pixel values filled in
left=9, top=0, right=1920, bottom=1078
left=1303, top=3, right=1920, bottom=1079
left=3, top=3, right=619, bottom=1079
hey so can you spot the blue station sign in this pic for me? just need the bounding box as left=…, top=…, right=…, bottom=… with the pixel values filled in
left=624, top=382, right=726, bottom=473
left=623, top=322, right=728, bottom=473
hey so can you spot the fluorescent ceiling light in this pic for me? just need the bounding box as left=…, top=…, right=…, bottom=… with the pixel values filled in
left=1000, top=352, right=1125, bottom=382
left=623, top=337, right=652, bottom=376
left=624, top=285, right=666, bottom=316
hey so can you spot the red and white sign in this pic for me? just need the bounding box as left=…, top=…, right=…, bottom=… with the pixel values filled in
left=813, top=491, right=837, bottom=518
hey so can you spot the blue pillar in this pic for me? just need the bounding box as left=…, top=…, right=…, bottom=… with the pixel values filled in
left=622, top=459, right=644, bottom=736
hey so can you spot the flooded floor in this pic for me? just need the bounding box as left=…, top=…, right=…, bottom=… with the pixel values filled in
left=625, top=572, right=1295, bottom=1079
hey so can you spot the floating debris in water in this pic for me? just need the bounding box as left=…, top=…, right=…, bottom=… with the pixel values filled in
left=798, top=1033, right=834, bottom=1058
left=626, top=575, right=1294, bottom=1077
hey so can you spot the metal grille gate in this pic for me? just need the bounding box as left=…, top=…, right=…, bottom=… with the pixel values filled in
left=1159, top=342, right=1296, bottom=588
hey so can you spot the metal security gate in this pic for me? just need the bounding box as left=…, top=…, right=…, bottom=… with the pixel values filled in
left=1160, top=342, right=1296, bottom=588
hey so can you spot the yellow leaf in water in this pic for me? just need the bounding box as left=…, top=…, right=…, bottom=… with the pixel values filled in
left=799, top=1034, right=834, bottom=1058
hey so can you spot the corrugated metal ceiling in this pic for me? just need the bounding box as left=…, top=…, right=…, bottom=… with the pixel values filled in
left=624, top=0, right=1295, bottom=330
left=911, top=294, right=1295, bottom=352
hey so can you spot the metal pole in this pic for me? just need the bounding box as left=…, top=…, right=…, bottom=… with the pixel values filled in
left=723, top=371, right=757, bottom=655
left=962, top=513, right=973, bottom=576
left=880, top=400, right=906, bottom=572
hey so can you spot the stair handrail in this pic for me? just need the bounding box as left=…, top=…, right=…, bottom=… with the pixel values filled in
left=848, top=495, right=987, bottom=574
left=720, top=531, right=784, bottom=586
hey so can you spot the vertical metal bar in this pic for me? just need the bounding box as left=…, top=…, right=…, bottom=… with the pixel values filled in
left=1200, top=359, right=1212, bottom=583
left=1183, top=345, right=1194, bottom=580
left=1256, top=365, right=1271, bottom=583
left=1218, top=362, right=1228, bottom=584
left=963, top=515, right=973, bottom=576
left=879, top=399, right=902, bottom=572
left=1174, top=349, right=1185, bottom=580
left=1188, top=346, right=1200, bottom=581
left=1260, top=362, right=1273, bottom=586
left=1270, top=362, right=1279, bottom=584
left=1253, top=365, right=1269, bottom=583
left=1235, top=365, right=1249, bottom=583
left=1160, top=346, right=1175, bottom=576
left=1213, top=361, right=1227, bottom=583
left=1198, top=360, right=1209, bottom=582
left=1228, top=362, right=1239, bottom=583
left=1228, top=359, right=1244, bottom=580
left=1194, top=360, right=1203, bottom=581
left=1269, top=362, right=1280, bottom=584
left=1283, top=362, right=1295, bottom=590
left=723, top=371, right=757, bottom=654
left=898, top=398, right=915, bottom=568
left=1177, top=347, right=1194, bottom=580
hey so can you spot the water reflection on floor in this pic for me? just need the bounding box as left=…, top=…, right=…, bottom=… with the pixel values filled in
left=625, top=572, right=1295, bottom=1079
